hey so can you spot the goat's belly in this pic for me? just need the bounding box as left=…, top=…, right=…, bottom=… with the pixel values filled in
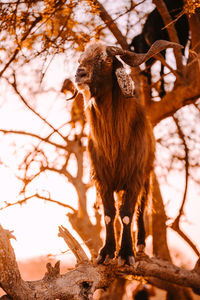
left=93, top=151, right=134, bottom=189
left=89, top=138, right=145, bottom=189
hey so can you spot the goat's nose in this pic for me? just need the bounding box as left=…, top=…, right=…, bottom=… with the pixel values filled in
left=76, top=68, right=87, bottom=79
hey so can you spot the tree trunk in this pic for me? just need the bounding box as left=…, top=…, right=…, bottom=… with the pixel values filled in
left=152, top=175, right=193, bottom=299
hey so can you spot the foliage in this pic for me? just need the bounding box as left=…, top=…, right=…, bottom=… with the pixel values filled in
left=185, top=0, right=200, bottom=14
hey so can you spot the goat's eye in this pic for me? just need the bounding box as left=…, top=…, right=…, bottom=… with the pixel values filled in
left=106, top=57, right=112, bottom=64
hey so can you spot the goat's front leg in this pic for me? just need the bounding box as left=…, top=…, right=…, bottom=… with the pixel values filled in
left=96, top=190, right=116, bottom=264
left=118, top=189, right=138, bottom=265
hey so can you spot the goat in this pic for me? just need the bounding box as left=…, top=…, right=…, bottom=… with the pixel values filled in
left=130, top=0, right=189, bottom=97
left=71, top=40, right=182, bottom=265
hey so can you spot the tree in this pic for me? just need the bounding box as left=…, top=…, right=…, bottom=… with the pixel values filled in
left=0, top=0, right=200, bottom=299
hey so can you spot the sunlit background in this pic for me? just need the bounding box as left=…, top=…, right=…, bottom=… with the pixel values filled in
left=0, top=51, right=199, bottom=265
left=0, top=0, right=200, bottom=298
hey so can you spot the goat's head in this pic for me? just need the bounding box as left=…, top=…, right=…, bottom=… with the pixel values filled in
left=75, top=41, right=115, bottom=98
left=72, top=40, right=183, bottom=100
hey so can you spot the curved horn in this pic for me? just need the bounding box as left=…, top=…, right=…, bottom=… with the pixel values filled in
left=65, top=89, right=78, bottom=101
left=106, top=46, right=125, bottom=56
left=107, top=40, right=183, bottom=67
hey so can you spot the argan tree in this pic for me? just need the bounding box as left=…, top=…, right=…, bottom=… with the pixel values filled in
left=0, top=0, right=200, bottom=299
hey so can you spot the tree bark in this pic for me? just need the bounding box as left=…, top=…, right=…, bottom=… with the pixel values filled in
left=0, top=224, right=200, bottom=299
left=152, top=174, right=171, bottom=260
left=152, top=175, right=193, bottom=299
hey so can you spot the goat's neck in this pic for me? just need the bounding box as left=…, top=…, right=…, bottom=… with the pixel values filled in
left=86, top=86, right=137, bottom=154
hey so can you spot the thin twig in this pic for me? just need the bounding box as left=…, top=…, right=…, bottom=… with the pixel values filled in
left=172, top=115, right=189, bottom=222
left=171, top=224, right=200, bottom=257
left=0, top=193, right=76, bottom=212
left=0, top=15, right=42, bottom=78
left=94, top=0, right=145, bottom=37
left=169, top=116, right=200, bottom=256
left=9, top=74, right=66, bottom=142
left=0, top=129, right=67, bottom=150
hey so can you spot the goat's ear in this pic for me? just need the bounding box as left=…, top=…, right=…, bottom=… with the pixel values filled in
left=113, top=40, right=183, bottom=67
left=115, top=67, right=135, bottom=97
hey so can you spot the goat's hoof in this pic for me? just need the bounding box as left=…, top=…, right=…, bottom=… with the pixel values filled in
left=117, top=256, right=125, bottom=266
left=136, top=244, right=145, bottom=252
left=136, top=245, right=148, bottom=260
left=128, top=255, right=135, bottom=265
left=96, top=254, right=113, bottom=264
left=104, top=254, right=113, bottom=264
left=117, top=255, right=135, bottom=266
left=96, top=255, right=104, bottom=264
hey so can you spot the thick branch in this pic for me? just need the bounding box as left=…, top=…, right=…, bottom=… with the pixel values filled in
left=148, top=84, right=200, bottom=126
left=148, top=5, right=200, bottom=124
left=153, top=0, right=184, bottom=72
left=94, top=0, right=129, bottom=49
left=0, top=224, right=200, bottom=299
left=0, top=225, right=30, bottom=299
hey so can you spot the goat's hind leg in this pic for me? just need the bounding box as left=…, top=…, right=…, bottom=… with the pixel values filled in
left=136, top=179, right=149, bottom=257
left=118, top=189, right=137, bottom=265
left=96, top=190, right=116, bottom=264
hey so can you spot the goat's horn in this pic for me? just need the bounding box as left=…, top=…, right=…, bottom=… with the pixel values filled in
left=106, top=46, right=125, bottom=56
left=107, top=40, right=183, bottom=67
left=66, top=89, right=78, bottom=101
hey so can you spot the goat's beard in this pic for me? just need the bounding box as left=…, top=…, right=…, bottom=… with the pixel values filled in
left=77, top=83, right=94, bottom=110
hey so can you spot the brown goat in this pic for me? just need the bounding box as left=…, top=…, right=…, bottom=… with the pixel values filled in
left=72, top=40, right=182, bottom=265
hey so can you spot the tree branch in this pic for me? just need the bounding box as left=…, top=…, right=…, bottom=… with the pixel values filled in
left=152, top=0, right=184, bottom=72
left=58, top=225, right=89, bottom=263
left=0, top=16, right=42, bottom=78
left=172, top=115, right=189, bottom=223
left=0, top=129, right=67, bottom=150
left=168, top=116, right=200, bottom=256
left=0, top=193, right=76, bottom=212
left=171, top=225, right=200, bottom=257
left=93, top=0, right=129, bottom=49
left=148, top=86, right=200, bottom=126
left=0, top=224, right=200, bottom=299
left=8, top=74, right=66, bottom=142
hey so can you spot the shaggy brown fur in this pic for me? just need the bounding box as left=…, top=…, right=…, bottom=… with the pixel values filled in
left=75, top=41, right=155, bottom=264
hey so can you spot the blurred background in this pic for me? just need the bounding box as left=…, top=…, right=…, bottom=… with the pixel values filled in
left=0, top=0, right=200, bottom=298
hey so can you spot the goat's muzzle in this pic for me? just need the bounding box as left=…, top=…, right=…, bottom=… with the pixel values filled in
left=75, top=67, right=91, bottom=85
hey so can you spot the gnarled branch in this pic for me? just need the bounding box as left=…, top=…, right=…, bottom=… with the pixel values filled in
left=0, top=224, right=200, bottom=299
